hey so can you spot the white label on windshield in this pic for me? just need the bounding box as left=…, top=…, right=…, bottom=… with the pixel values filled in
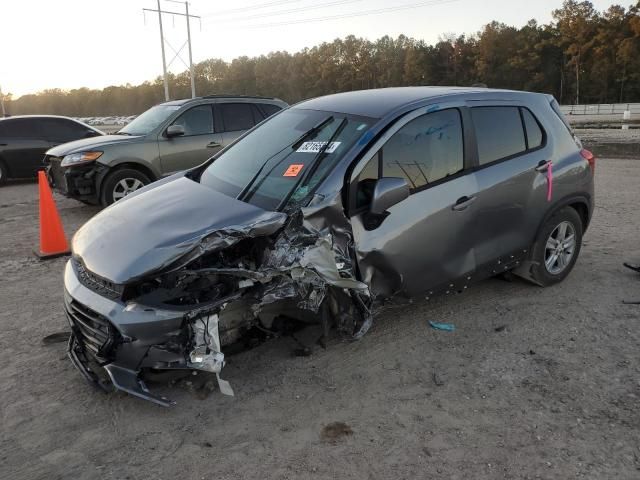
left=296, top=141, right=341, bottom=153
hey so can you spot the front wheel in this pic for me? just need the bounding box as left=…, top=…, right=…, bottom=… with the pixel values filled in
left=529, top=207, right=583, bottom=286
left=101, top=168, right=150, bottom=206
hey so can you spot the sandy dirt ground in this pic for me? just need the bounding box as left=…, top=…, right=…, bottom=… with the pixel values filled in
left=1, top=158, right=640, bottom=480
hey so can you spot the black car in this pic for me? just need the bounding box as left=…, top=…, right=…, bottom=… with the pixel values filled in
left=0, top=115, right=103, bottom=184
left=64, top=87, right=594, bottom=405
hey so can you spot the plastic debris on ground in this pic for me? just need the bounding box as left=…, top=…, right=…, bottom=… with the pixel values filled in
left=428, top=321, right=455, bottom=332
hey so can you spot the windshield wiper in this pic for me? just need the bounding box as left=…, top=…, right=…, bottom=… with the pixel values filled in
left=238, top=116, right=336, bottom=203
left=279, top=117, right=348, bottom=210
left=291, top=116, right=334, bottom=150
left=114, top=131, right=133, bottom=136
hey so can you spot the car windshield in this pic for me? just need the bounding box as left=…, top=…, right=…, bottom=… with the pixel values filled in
left=199, top=108, right=373, bottom=211
left=119, top=105, right=181, bottom=135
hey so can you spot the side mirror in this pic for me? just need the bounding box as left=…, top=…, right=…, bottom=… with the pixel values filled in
left=370, top=177, right=410, bottom=215
left=166, top=124, right=185, bottom=138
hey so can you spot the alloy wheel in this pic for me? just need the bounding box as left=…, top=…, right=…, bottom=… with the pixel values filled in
left=112, top=178, right=144, bottom=201
left=544, top=221, right=576, bottom=275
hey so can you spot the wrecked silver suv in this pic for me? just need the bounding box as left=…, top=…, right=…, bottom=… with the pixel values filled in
left=65, top=87, right=595, bottom=405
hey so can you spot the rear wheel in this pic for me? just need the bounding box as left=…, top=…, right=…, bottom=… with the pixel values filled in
left=529, top=207, right=583, bottom=286
left=101, top=168, right=150, bottom=206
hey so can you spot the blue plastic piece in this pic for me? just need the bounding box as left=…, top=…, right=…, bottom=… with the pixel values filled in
left=429, top=320, right=455, bottom=332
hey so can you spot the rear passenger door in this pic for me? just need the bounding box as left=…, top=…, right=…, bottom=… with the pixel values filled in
left=468, top=103, right=550, bottom=272
left=157, top=104, right=223, bottom=174
left=216, top=103, right=264, bottom=147
left=0, top=118, right=49, bottom=178
left=350, top=106, right=480, bottom=298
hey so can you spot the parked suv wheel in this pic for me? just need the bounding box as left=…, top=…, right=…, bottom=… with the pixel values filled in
left=101, top=168, right=150, bottom=206
left=530, top=207, right=583, bottom=286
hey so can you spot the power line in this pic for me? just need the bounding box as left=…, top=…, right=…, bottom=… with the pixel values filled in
left=203, top=0, right=365, bottom=25
left=238, top=0, right=462, bottom=29
left=202, top=0, right=302, bottom=18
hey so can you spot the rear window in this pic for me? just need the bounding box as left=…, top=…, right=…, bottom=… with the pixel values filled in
left=471, top=107, right=526, bottom=165
left=40, top=118, right=88, bottom=142
left=522, top=109, right=544, bottom=149
left=220, top=103, right=257, bottom=132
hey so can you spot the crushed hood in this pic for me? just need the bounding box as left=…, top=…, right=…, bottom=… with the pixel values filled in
left=72, top=177, right=287, bottom=284
left=46, top=134, right=142, bottom=157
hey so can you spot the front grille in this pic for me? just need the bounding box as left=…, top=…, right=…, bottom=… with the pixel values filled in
left=66, top=299, right=117, bottom=360
left=73, top=258, right=124, bottom=300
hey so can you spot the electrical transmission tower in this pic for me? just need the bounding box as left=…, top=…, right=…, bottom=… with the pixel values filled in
left=143, top=1, right=200, bottom=101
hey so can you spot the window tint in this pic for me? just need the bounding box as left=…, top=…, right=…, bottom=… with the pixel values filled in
left=259, top=103, right=282, bottom=118
left=171, top=105, right=213, bottom=136
left=472, top=107, right=526, bottom=165
left=220, top=103, right=256, bottom=132
left=380, top=109, right=464, bottom=190
left=0, top=118, right=41, bottom=138
left=522, top=108, right=543, bottom=149
left=40, top=118, right=87, bottom=142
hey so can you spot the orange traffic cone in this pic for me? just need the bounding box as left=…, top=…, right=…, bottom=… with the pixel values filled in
left=34, top=170, right=70, bottom=259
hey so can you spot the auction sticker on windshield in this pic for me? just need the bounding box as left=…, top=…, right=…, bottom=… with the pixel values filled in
left=296, top=141, right=341, bottom=153
left=283, top=164, right=304, bottom=177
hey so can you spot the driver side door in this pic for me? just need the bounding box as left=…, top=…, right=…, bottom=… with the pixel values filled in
left=350, top=106, right=480, bottom=298
left=157, top=104, right=223, bottom=175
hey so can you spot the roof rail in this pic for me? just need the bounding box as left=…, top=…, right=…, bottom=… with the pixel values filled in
left=201, top=94, right=276, bottom=100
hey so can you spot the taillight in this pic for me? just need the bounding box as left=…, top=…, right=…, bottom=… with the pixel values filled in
left=580, top=149, right=596, bottom=174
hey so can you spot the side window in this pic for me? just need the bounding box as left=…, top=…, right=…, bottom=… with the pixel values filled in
left=259, top=103, right=282, bottom=118
left=521, top=108, right=544, bottom=149
left=40, top=118, right=87, bottom=142
left=171, top=105, right=213, bottom=136
left=0, top=118, right=41, bottom=138
left=471, top=107, right=526, bottom=165
left=220, top=103, right=256, bottom=132
left=381, top=109, right=464, bottom=190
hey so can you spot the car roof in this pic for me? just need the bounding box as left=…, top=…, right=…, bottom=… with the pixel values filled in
left=292, top=86, right=543, bottom=118
left=160, top=95, right=286, bottom=107
left=0, top=114, right=82, bottom=121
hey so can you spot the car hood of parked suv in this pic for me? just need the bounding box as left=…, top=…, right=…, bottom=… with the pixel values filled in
left=47, top=134, right=143, bottom=158
left=72, top=175, right=288, bottom=284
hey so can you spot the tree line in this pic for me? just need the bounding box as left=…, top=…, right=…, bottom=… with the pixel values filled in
left=5, top=0, right=640, bottom=116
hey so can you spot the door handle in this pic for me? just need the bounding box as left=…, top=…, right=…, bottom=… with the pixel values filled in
left=206, top=141, right=221, bottom=148
left=0, top=143, right=7, bottom=146
left=535, top=160, right=551, bottom=172
left=452, top=195, right=477, bottom=211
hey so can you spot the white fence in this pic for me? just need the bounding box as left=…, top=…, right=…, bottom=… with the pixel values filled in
left=560, top=103, right=640, bottom=115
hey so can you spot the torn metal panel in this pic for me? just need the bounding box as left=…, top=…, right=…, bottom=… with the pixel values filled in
left=188, top=314, right=234, bottom=396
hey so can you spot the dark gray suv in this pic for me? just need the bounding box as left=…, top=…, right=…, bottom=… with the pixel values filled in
left=63, top=87, right=595, bottom=405
left=45, top=95, right=288, bottom=205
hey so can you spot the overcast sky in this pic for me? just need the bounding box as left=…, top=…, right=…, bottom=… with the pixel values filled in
left=1, top=0, right=619, bottom=98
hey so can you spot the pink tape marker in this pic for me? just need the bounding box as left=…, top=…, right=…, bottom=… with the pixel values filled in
left=546, top=162, right=553, bottom=202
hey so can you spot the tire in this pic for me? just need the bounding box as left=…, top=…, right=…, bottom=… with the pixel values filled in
left=529, top=207, right=583, bottom=286
left=0, top=161, right=7, bottom=186
left=100, top=168, right=151, bottom=206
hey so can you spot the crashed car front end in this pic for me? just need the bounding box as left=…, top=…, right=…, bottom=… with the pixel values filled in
left=64, top=187, right=372, bottom=406
left=63, top=108, right=379, bottom=405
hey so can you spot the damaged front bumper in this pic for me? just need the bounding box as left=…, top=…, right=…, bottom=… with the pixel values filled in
left=46, top=157, right=106, bottom=204
left=64, top=261, right=234, bottom=406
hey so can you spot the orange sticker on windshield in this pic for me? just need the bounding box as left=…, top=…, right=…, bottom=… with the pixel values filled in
left=283, top=164, right=304, bottom=177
